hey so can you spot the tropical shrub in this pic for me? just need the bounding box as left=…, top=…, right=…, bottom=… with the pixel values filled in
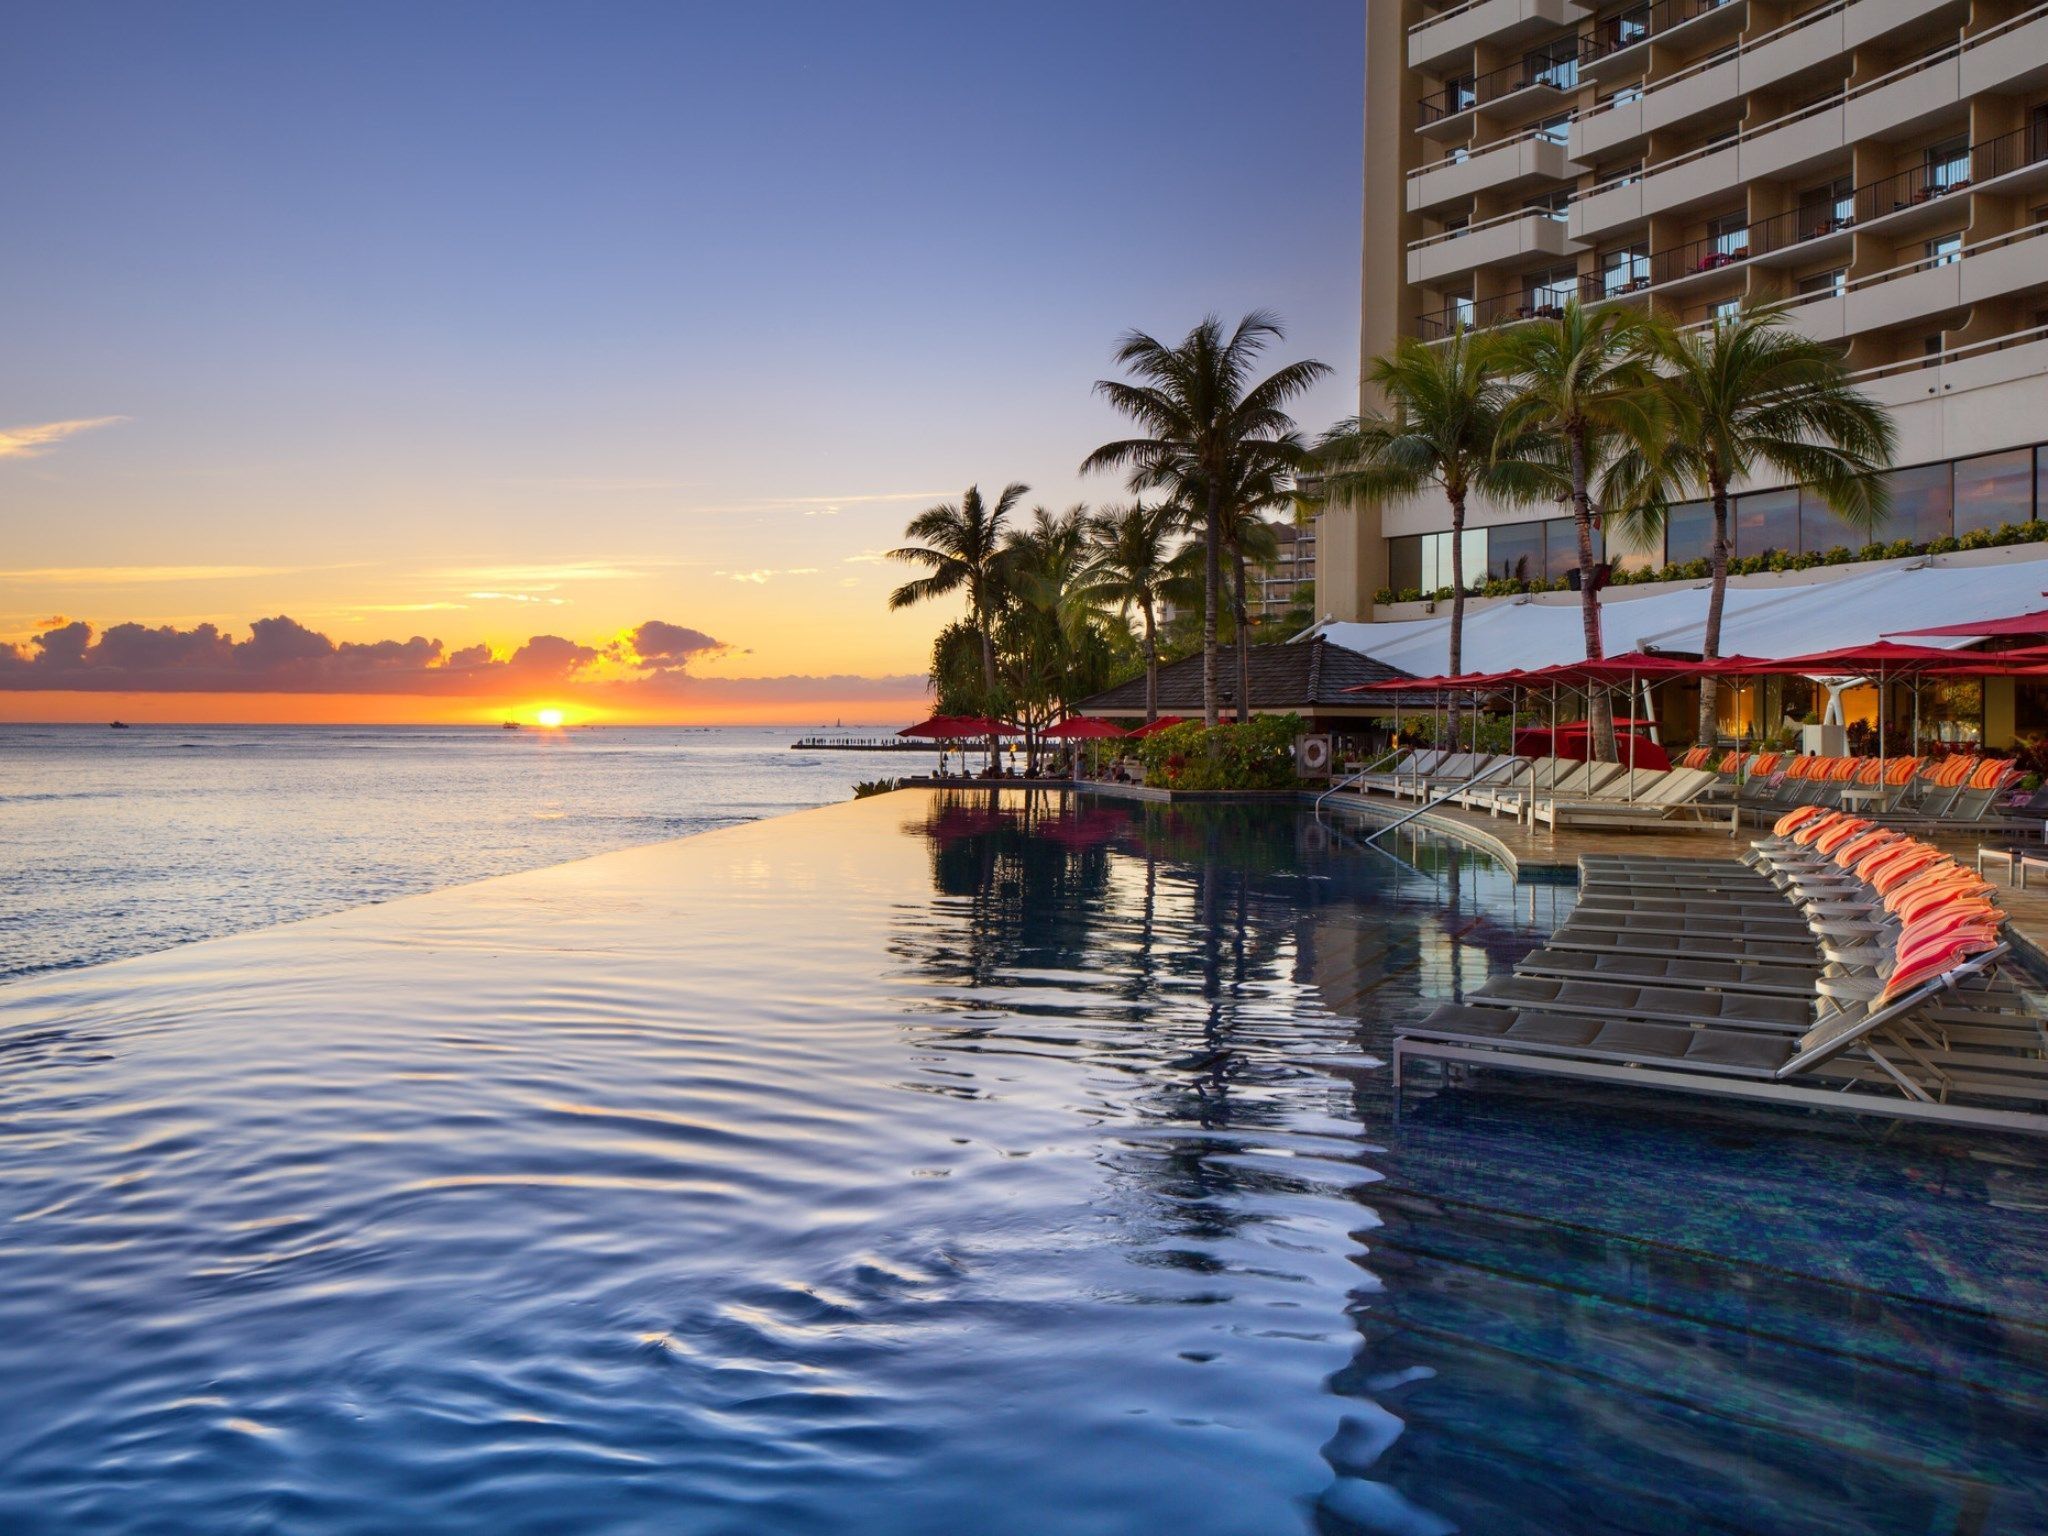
left=1134, top=713, right=1304, bottom=791
left=852, top=778, right=900, bottom=799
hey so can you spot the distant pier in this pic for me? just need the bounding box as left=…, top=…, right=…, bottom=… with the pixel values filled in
left=790, top=737, right=944, bottom=752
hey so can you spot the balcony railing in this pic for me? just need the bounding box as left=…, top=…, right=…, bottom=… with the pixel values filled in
left=1572, top=5, right=2048, bottom=208
left=1578, top=0, right=1742, bottom=67
left=1576, top=0, right=1845, bottom=134
left=1845, top=319, right=2048, bottom=388
left=1419, top=50, right=1580, bottom=123
left=1645, top=120, right=2045, bottom=284
left=1405, top=119, right=1575, bottom=183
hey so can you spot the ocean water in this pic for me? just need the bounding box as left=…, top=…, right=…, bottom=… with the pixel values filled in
left=0, top=724, right=910, bottom=981
left=0, top=788, right=2042, bottom=1534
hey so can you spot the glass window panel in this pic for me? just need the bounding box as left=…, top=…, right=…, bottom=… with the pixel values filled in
left=1543, top=516, right=1602, bottom=582
left=1799, top=486, right=1867, bottom=555
left=1954, top=449, right=2034, bottom=535
left=1735, top=488, right=1799, bottom=557
left=1387, top=535, right=1422, bottom=593
left=1664, top=500, right=1713, bottom=566
left=1878, top=462, right=1954, bottom=543
left=1488, top=520, right=1545, bottom=583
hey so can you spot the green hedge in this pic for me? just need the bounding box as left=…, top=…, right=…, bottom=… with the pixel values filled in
left=1372, top=519, right=2048, bottom=607
left=1133, top=714, right=1304, bottom=791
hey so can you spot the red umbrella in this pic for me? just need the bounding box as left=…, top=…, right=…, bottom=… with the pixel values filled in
left=1039, top=716, right=1129, bottom=740
left=1887, top=606, right=2048, bottom=640
left=1128, top=715, right=1189, bottom=738
left=898, top=714, right=1013, bottom=739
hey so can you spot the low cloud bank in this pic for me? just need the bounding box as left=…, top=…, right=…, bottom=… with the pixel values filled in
left=0, top=615, right=920, bottom=702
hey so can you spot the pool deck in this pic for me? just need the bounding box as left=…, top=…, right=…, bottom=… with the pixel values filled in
left=902, top=776, right=2048, bottom=968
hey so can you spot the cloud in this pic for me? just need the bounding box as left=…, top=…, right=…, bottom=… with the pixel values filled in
left=467, top=591, right=568, bottom=605
left=718, top=567, right=818, bottom=584
left=0, top=615, right=865, bottom=706
left=0, top=564, right=304, bottom=585
left=0, top=416, right=126, bottom=461
left=841, top=550, right=891, bottom=565
left=620, top=620, right=724, bottom=669
left=439, top=560, right=689, bottom=585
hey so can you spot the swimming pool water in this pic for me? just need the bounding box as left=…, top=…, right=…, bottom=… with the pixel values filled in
left=0, top=789, right=2041, bottom=1533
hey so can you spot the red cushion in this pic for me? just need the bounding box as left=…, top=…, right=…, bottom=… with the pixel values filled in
left=1773, top=805, right=1827, bottom=838
left=1877, top=930, right=2000, bottom=1006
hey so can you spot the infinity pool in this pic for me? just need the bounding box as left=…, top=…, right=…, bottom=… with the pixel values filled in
left=1, top=789, right=2042, bottom=1533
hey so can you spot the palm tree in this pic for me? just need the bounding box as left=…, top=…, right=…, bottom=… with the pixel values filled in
left=889, top=483, right=1029, bottom=711
left=1211, top=453, right=1299, bottom=724
left=1317, top=328, right=1554, bottom=733
left=1609, top=300, right=1896, bottom=745
left=1081, top=499, right=1180, bottom=722
left=1497, top=301, right=1671, bottom=759
left=1082, top=312, right=1330, bottom=727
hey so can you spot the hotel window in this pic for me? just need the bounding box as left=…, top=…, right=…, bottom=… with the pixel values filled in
left=1798, top=177, right=1854, bottom=236
left=1797, top=268, right=1847, bottom=298
left=1710, top=297, right=1743, bottom=322
left=1543, top=516, right=1602, bottom=582
left=1707, top=211, right=1749, bottom=260
left=2038, top=445, right=2048, bottom=521
left=1523, top=188, right=1573, bottom=220
left=1878, top=462, right=1954, bottom=543
left=1440, top=73, right=1476, bottom=115
left=1600, top=242, right=1650, bottom=295
left=1388, top=534, right=1423, bottom=593
left=1735, top=489, right=1799, bottom=558
left=1924, top=135, right=1970, bottom=195
left=1444, top=145, right=1470, bottom=166
left=1488, top=519, right=1545, bottom=583
left=1599, top=159, right=1644, bottom=188
left=1665, top=499, right=1714, bottom=565
left=1607, top=83, right=1644, bottom=107
left=1524, top=265, right=1578, bottom=315
left=1926, top=232, right=1963, bottom=267
left=1605, top=5, right=1650, bottom=51
left=1799, top=485, right=1866, bottom=555
left=1526, top=41, right=1579, bottom=91
left=1536, top=113, right=1572, bottom=146
left=1954, top=449, right=2035, bottom=535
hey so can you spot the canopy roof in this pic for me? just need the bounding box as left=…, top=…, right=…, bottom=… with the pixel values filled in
left=1314, top=550, right=2048, bottom=676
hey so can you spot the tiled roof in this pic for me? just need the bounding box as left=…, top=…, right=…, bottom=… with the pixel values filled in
left=1075, top=638, right=1418, bottom=715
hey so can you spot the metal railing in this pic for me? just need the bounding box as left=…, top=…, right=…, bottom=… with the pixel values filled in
left=1359, top=757, right=1526, bottom=847
left=1579, top=0, right=1743, bottom=67
left=1576, top=0, right=1846, bottom=135
left=1419, top=51, right=1580, bottom=123
left=1406, top=119, right=1574, bottom=184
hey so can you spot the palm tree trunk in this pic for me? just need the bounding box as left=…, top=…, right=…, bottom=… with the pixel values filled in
left=1202, top=482, right=1221, bottom=729
left=1231, top=545, right=1251, bottom=726
left=1141, top=599, right=1158, bottom=723
left=979, top=616, right=999, bottom=774
left=1697, top=477, right=1730, bottom=748
left=1446, top=486, right=1467, bottom=745
left=1569, top=426, right=1617, bottom=763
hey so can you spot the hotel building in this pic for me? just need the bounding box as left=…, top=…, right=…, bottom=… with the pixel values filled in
left=1321, top=0, right=2048, bottom=623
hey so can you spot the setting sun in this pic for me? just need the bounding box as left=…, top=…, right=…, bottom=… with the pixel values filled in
left=536, top=708, right=565, bottom=729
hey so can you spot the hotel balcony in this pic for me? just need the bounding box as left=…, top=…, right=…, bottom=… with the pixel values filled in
left=1783, top=221, right=2048, bottom=344
left=1571, top=0, right=1975, bottom=162
left=1571, top=15, right=2047, bottom=242
left=1407, top=126, right=1583, bottom=212
left=1407, top=0, right=1590, bottom=69
left=1407, top=206, right=1583, bottom=285
left=1416, top=53, right=1579, bottom=140
left=1578, top=0, right=1749, bottom=85
left=1628, top=126, right=2047, bottom=306
left=1853, top=321, right=2048, bottom=412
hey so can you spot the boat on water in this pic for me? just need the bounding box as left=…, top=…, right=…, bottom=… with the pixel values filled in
left=501, top=721, right=520, bottom=730
left=109, top=721, right=130, bottom=729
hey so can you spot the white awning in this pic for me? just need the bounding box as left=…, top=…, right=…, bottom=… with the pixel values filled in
left=1312, top=550, right=2048, bottom=675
